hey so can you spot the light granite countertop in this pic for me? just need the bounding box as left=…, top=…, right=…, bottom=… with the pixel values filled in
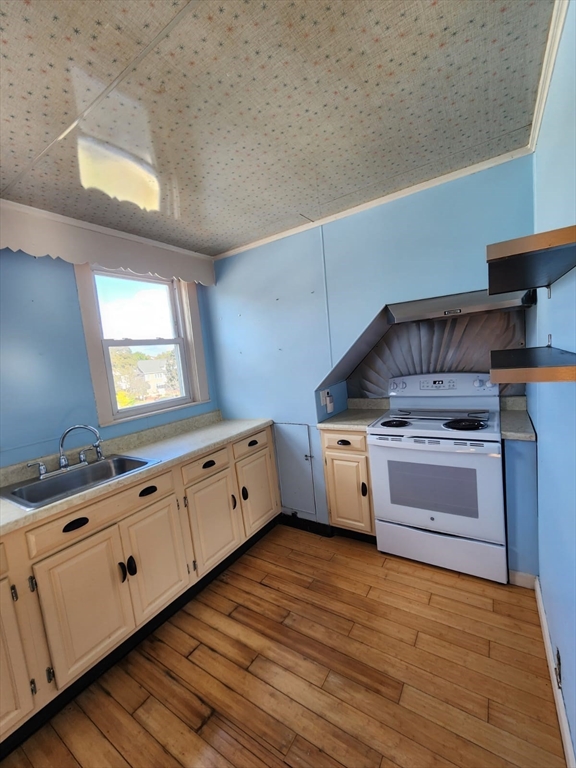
left=318, top=408, right=536, bottom=441
left=0, top=418, right=272, bottom=538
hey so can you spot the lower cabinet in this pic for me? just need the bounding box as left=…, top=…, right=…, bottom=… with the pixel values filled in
left=321, top=430, right=373, bottom=534
left=186, top=467, right=244, bottom=576
left=0, top=424, right=281, bottom=742
left=236, top=448, right=278, bottom=536
left=0, top=579, right=34, bottom=735
left=33, top=495, right=188, bottom=688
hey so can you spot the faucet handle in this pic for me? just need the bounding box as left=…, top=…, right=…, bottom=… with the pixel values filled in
left=93, top=441, right=105, bottom=461
left=27, top=461, right=47, bottom=478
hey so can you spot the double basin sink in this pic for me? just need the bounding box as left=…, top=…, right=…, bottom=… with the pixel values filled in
left=0, top=455, right=158, bottom=511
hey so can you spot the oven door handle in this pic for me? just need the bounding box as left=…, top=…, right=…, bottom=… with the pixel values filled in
left=367, top=436, right=500, bottom=455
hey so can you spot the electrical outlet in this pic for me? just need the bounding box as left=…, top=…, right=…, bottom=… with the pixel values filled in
left=319, top=389, right=328, bottom=406
left=555, top=648, right=562, bottom=688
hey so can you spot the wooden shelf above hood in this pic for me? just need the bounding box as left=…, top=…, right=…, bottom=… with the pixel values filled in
left=487, top=225, right=576, bottom=295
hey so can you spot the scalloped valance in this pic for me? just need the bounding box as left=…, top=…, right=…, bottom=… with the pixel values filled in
left=0, top=199, right=215, bottom=285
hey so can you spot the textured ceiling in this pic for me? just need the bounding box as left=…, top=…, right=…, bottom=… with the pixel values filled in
left=0, top=0, right=555, bottom=256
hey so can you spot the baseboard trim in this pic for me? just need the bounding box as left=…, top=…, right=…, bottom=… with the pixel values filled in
left=535, top=577, right=576, bottom=768
left=279, top=513, right=333, bottom=537
left=508, top=570, right=536, bottom=589
left=0, top=515, right=280, bottom=759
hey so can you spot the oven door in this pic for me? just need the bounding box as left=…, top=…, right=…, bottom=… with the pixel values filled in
left=367, top=435, right=505, bottom=544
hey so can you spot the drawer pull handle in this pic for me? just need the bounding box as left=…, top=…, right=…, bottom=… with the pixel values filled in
left=248, top=439, right=258, bottom=447
left=337, top=439, right=351, bottom=446
left=62, top=517, right=89, bottom=533
left=241, top=486, right=249, bottom=501
left=231, top=494, right=237, bottom=509
left=138, top=485, right=157, bottom=497
left=127, top=556, right=138, bottom=576
left=202, top=459, right=216, bottom=469
left=361, top=482, right=368, bottom=497
left=118, top=562, right=127, bottom=583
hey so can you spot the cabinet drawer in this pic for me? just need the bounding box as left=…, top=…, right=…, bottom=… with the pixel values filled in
left=232, top=430, right=268, bottom=460
left=182, top=447, right=230, bottom=487
left=0, top=542, right=7, bottom=577
left=26, top=471, right=174, bottom=560
left=322, top=431, right=366, bottom=452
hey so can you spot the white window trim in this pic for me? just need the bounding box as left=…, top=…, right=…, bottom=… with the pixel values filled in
left=75, top=263, right=209, bottom=426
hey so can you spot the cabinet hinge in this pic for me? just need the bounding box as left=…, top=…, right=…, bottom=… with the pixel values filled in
left=183, top=496, right=188, bottom=508
left=192, top=560, right=197, bottom=572
left=46, top=667, right=55, bottom=684
left=28, top=576, right=38, bottom=593
left=186, top=563, right=190, bottom=574
left=30, top=679, right=37, bottom=696
left=10, top=584, right=18, bottom=602
left=176, top=498, right=180, bottom=510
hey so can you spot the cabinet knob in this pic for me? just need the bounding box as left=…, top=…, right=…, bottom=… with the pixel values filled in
left=241, top=486, right=249, bottom=501
left=118, top=562, right=127, bottom=583
left=337, top=439, right=351, bottom=446
left=126, top=556, right=138, bottom=576
left=361, top=482, right=368, bottom=497
left=231, top=494, right=237, bottom=509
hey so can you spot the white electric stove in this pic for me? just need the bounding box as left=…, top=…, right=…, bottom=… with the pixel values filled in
left=367, top=373, right=507, bottom=583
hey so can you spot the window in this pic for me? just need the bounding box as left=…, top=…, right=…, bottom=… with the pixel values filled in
left=75, top=265, right=209, bottom=425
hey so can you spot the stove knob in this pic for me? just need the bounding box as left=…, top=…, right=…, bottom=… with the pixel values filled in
left=401, top=380, right=407, bottom=389
left=390, top=382, right=398, bottom=391
left=473, top=379, right=484, bottom=388
left=485, top=380, right=495, bottom=389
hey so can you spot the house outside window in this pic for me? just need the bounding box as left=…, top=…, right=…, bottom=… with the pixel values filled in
left=75, top=265, right=209, bottom=425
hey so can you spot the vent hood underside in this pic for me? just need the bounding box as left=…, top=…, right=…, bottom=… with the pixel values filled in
left=317, top=288, right=535, bottom=391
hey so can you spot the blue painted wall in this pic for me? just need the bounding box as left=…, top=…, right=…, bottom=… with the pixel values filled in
left=322, top=158, right=534, bottom=362
left=0, top=250, right=219, bottom=467
left=206, top=156, right=534, bottom=524
left=531, top=0, right=576, bottom=751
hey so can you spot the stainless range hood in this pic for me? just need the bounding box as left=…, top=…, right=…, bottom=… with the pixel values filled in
left=317, top=288, right=535, bottom=392
left=385, top=288, right=536, bottom=324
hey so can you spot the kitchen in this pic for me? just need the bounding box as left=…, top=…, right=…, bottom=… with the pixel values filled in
left=0, top=0, right=575, bottom=766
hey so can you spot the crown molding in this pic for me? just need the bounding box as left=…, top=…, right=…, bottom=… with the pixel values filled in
left=529, top=0, right=571, bottom=152
left=214, top=146, right=533, bottom=260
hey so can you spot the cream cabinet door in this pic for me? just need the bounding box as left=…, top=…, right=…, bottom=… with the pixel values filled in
left=236, top=448, right=279, bottom=536
left=0, top=579, right=34, bottom=738
left=186, top=467, right=244, bottom=576
left=119, top=496, right=189, bottom=625
left=325, top=450, right=373, bottom=533
left=33, top=526, right=135, bottom=688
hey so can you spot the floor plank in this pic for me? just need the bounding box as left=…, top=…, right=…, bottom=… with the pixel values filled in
left=139, top=635, right=296, bottom=754
left=19, top=726, right=80, bottom=768
left=220, top=570, right=354, bottom=635
left=120, top=649, right=212, bottom=730
left=75, top=684, right=180, bottom=768
left=401, top=685, right=565, bottom=768
left=50, top=703, right=130, bottom=768
left=2, top=527, right=566, bottom=768
left=133, top=697, right=232, bottom=768
left=288, top=613, right=488, bottom=720
left=233, top=605, right=403, bottom=702
left=250, top=655, right=456, bottom=768
left=191, top=644, right=381, bottom=768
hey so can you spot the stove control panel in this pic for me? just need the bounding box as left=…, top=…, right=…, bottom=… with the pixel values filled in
left=388, top=373, right=499, bottom=397
left=419, top=378, right=456, bottom=390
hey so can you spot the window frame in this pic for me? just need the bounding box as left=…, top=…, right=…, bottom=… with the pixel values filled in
left=75, top=264, right=209, bottom=426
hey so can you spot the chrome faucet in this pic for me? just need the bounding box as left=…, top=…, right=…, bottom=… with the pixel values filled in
left=59, top=425, right=105, bottom=469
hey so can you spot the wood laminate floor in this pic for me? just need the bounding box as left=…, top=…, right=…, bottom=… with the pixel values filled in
left=1, top=526, right=567, bottom=768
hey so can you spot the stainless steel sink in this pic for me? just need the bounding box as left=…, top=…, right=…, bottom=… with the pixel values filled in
left=1, top=455, right=159, bottom=510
